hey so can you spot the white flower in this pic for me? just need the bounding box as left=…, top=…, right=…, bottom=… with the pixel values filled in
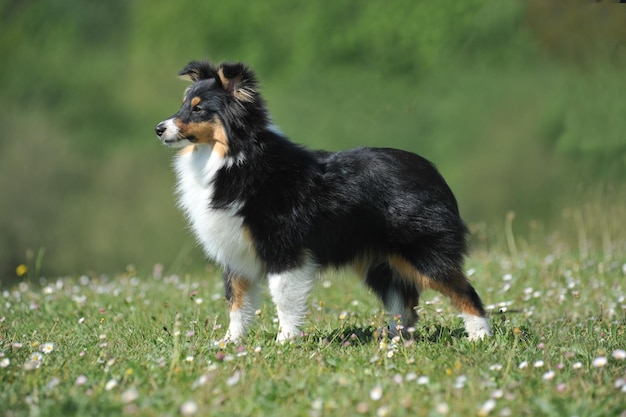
left=489, top=364, right=503, bottom=371
left=0, top=358, right=9, bottom=368
left=29, top=352, right=43, bottom=367
left=478, top=398, right=496, bottom=416
left=46, top=377, right=60, bottom=389
left=40, top=342, right=54, bottom=354
left=417, top=376, right=430, bottom=385
left=490, top=389, right=504, bottom=399
left=533, top=360, right=544, bottom=368
left=226, top=371, right=241, bottom=387
left=191, top=375, right=208, bottom=390
left=75, top=375, right=88, bottom=386
left=105, top=379, right=118, bottom=391
left=180, top=400, right=198, bottom=416
left=370, top=385, right=383, bottom=401
left=311, top=398, right=323, bottom=411
left=592, top=356, right=607, bottom=368
left=518, top=361, right=528, bottom=369
left=572, top=361, right=583, bottom=369
left=376, top=405, right=390, bottom=417
left=611, top=349, right=626, bottom=360
left=121, top=387, right=139, bottom=404
left=454, top=375, right=466, bottom=389
left=542, top=370, right=555, bottom=381
left=435, top=402, right=450, bottom=415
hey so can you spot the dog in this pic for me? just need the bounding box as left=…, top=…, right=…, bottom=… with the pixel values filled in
left=155, top=60, right=491, bottom=343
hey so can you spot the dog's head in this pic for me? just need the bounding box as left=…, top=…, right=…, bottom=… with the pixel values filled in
left=155, top=61, right=263, bottom=155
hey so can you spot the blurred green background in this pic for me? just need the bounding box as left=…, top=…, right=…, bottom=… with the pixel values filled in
left=1, top=0, right=625, bottom=279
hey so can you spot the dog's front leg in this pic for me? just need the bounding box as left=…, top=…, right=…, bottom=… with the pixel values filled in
left=222, top=268, right=261, bottom=343
left=268, top=260, right=317, bottom=343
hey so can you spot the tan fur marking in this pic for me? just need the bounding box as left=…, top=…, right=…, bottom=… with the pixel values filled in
left=388, top=255, right=482, bottom=317
left=388, top=255, right=429, bottom=290
left=217, top=68, right=253, bottom=102
left=211, top=118, right=229, bottom=158
left=190, top=96, right=201, bottom=108
left=352, top=255, right=374, bottom=279
left=174, top=117, right=229, bottom=157
left=217, top=68, right=234, bottom=91
left=182, top=87, right=191, bottom=103
left=242, top=226, right=254, bottom=248
left=428, top=279, right=483, bottom=317
left=230, top=276, right=250, bottom=311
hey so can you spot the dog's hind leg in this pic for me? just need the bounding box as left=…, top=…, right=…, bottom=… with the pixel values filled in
left=388, top=255, right=491, bottom=341
left=268, top=258, right=318, bottom=343
left=364, top=262, right=419, bottom=334
left=223, top=268, right=261, bottom=343
left=431, top=271, right=491, bottom=340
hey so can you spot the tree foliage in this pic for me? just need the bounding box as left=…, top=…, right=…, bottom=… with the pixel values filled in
left=0, top=0, right=624, bottom=277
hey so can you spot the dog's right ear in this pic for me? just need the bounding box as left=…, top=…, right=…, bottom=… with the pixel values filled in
left=178, top=61, right=218, bottom=82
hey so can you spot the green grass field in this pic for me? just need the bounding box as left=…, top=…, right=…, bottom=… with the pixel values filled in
left=2, top=218, right=625, bottom=417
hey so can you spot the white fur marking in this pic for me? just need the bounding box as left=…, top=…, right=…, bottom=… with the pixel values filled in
left=462, top=314, right=492, bottom=341
left=268, top=257, right=318, bottom=343
left=175, top=145, right=263, bottom=280
left=384, top=288, right=405, bottom=333
left=224, top=282, right=261, bottom=342
left=159, top=118, right=194, bottom=148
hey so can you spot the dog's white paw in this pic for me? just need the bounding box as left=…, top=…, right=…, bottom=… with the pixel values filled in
left=462, top=314, right=492, bottom=341
left=276, top=327, right=302, bottom=344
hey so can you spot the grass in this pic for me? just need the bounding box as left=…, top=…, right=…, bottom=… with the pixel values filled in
left=1, top=224, right=625, bottom=417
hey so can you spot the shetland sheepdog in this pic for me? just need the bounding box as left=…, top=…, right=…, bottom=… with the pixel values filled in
left=155, top=61, right=491, bottom=343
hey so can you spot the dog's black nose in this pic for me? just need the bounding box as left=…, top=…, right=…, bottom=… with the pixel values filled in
left=155, top=123, right=166, bottom=137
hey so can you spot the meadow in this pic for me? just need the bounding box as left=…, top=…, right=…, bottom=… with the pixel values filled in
left=1, top=2, right=625, bottom=415
left=2, top=211, right=625, bottom=417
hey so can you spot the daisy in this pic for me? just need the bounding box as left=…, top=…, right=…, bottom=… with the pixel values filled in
left=40, top=343, right=54, bottom=354
left=611, top=349, right=626, bottom=360
left=121, top=387, right=139, bottom=404
left=30, top=352, right=43, bottom=366
left=370, top=385, right=383, bottom=401
left=105, top=379, right=118, bottom=391
left=417, top=376, right=430, bottom=385
left=592, top=356, right=607, bottom=368
left=0, top=358, right=9, bottom=368
left=180, top=400, right=198, bottom=416
left=478, top=399, right=496, bottom=416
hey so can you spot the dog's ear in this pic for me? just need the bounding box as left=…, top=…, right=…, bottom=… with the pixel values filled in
left=216, top=62, right=258, bottom=102
left=178, top=61, right=218, bottom=82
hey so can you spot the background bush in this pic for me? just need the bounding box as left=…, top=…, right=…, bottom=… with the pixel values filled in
left=1, top=0, right=624, bottom=278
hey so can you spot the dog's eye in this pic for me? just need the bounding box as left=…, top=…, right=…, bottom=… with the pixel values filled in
left=192, top=105, right=202, bottom=113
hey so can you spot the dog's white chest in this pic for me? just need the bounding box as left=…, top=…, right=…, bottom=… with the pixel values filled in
left=174, top=147, right=262, bottom=278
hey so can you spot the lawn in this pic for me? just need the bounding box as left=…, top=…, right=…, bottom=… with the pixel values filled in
left=1, top=221, right=625, bottom=417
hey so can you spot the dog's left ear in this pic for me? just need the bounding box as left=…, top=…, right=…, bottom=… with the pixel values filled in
left=178, top=61, right=218, bottom=82
left=217, top=62, right=258, bottom=103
